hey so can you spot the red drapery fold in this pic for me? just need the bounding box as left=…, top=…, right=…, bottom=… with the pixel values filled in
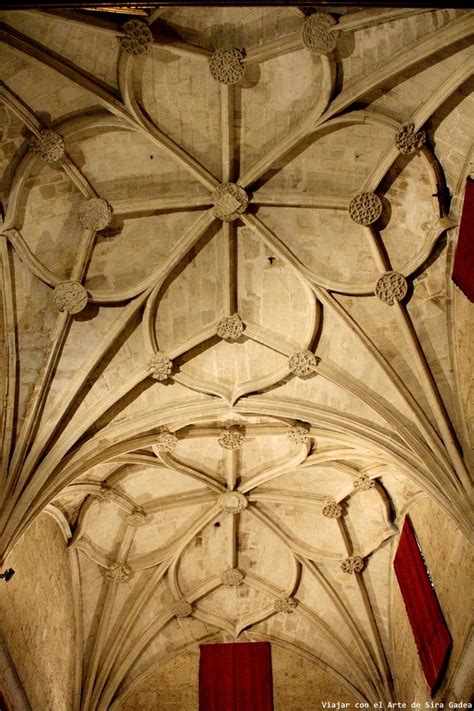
left=452, top=177, right=474, bottom=302
left=393, top=517, right=452, bottom=694
left=199, top=641, right=273, bottom=711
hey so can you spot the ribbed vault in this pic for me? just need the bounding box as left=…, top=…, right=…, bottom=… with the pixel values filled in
left=0, top=5, right=472, bottom=710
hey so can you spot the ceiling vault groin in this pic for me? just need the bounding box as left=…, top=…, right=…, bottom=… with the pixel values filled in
left=0, top=5, right=472, bottom=709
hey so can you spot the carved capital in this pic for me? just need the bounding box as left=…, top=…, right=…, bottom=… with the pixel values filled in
left=218, top=491, right=248, bottom=514
left=78, top=198, right=112, bottom=230
left=341, top=556, right=365, bottom=574
left=121, top=20, right=153, bottom=56
left=322, top=500, right=343, bottom=519
left=287, top=422, right=311, bottom=444
left=30, top=129, right=65, bottom=163
left=97, top=485, right=117, bottom=503
left=172, top=599, right=193, bottom=618
left=274, top=596, right=298, bottom=613
left=221, top=568, right=245, bottom=586
left=106, top=563, right=131, bottom=582
left=218, top=426, right=245, bottom=450
left=148, top=353, right=173, bottom=381
left=353, top=474, right=375, bottom=492
left=154, top=430, right=179, bottom=453
left=288, top=350, right=318, bottom=377
left=217, top=314, right=244, bottom=341
left=209, top=49, right=245, bottom=85
left=395, top=124, right=426, bottom=154
left=53, top=281, right=88, bottom=314
left=212, top=183, right=248, bottom=221
left=302, top=13, right=338, bottom=54
left=375, top=271, right=408, bottom=305
left=349, top=192, right=382, bottom=226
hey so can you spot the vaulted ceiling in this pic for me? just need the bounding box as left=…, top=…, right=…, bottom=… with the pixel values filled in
left=0, top=6, right=472, bottom=711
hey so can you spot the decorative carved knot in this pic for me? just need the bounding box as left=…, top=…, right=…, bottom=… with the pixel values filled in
left=97, top=485, right=116, bottom=503
left=209, top=48, right=245, bottom=85
left=218, top=491, right=248, bottom=514
left=148, top=353, right=173, bottom=381
left=53, top=281, right=88, bottom=314
left=77, top=198, right=112, bottom=231
left=395, top=123, right=426, bottom=155
left=154, top=430, right=178, bottom=453
left=217, top=314, right=245, bottom=341
left=221, top=568, right=245, bottom=586
left=353, top=474, right=375, bottom=491
left=341, top=556, right=365, bottom=574
left=218, top=426, right=245, bottom=450
left=172, top=599, right=193, bottom=618
left=322, top=500, right=343, bottom=519
left=30, top=129, right=65, bottom=163
left=287, top=422, right=311, bottom=444
left=302, top=13, right=338, bottom=54
left=120, top=20, right=153, bottom=56
left=127, top=510, right=146, bottom=527
left=274, top=596, right=298, bottom=613
left=288, top=350, right=318, bottom=377
left=349, top=192, right=383, bottom=226
left=375, top=271, right=408, bottom=305
left=106, top=563, right=131, bottom=582
left=212, top=183, right=248, bottom=222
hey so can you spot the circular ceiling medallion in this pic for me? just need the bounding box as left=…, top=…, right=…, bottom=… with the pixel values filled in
left=209, top=48, right=245, bottom=85
left=218, top=491, right=248, bottom=514
left=375, top=271, right=408, bottom=305
left=349, top=192, right=383, bottom=226
left=302, top=13, right=338, bottom=54
left=212, top=183, right=249, bottom=221
left=53, top=281, right=88, bottom=314
left=30, top=129, right=65, bottom=163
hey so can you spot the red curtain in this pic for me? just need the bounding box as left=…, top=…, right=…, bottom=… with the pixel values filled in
left=393, top=517, right=452, bottom=694
left=199, top=641, right=273, bottom=711
left=452, top=177, right=474, bottom=302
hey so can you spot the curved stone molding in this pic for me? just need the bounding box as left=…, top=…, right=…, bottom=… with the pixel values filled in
left=375, top=271, right=408, bottom=305
left=209, top=48, right=245, bottom=85
left=287, top=422, right=311, bottom=444
left=395, top=123, right=426, bottom=154
left=348, top=192, right=383, bottom=226
left=212, top=183, right=248, bottom=221
left=127, top=510, right=146, bottom=527
left=30, top=129, right=65, bottom=163
left=340, top=556, right=365, bottom=574
left=218, top=426, right=245, bottom=450
left=172, top=599, right=193, bottom=618
left=218, top=491, right=248, bottom=514
left=154, top=430, right=179, bottom=453
left=353, top=474, right=376, bottom=492
left=274, top=596, right=298, bottom=613
left=221, top=568, right=245, bottom=586
left=148, top=353, right=173, bottom=381
left=302, top=13, right=338, bottom=54
left=216, top=313, right=245, bottom=341
left=120, top=20, right=153, bottom=56
left=322, top=500, right=343, bottom=519
left=288, top=350, right=318, bottom=377
left=77, top=198, right=112, bottom=231
left=53, top=281, right=88, bottom=314
left=106, top=563, right=131, bottom=582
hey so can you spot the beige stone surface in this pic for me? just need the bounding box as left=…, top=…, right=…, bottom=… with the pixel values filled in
left=0, top=5, right=472, bottom=710
left=0, top=513, right=76, bottom=710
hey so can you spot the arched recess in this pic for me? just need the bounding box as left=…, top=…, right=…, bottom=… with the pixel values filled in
left=116, top=635, right=363, bottom=710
